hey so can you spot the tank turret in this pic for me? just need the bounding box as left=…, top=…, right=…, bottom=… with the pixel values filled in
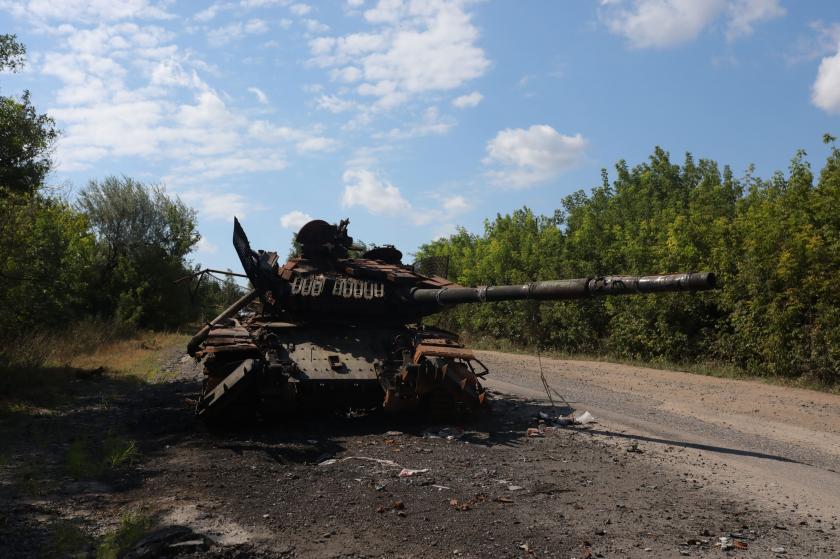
left=188, top=218, right=717, bottom=424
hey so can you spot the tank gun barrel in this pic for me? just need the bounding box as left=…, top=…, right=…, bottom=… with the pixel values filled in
left=410, top=272, right=716, bottom=306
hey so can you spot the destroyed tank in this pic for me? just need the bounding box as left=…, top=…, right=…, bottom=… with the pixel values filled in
left=187, top=218, right=717, bottom=423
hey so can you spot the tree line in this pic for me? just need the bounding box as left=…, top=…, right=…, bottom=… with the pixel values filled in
left=0, top=35, right=241, bottom=363
left=416, top=143, right=839, bottom=386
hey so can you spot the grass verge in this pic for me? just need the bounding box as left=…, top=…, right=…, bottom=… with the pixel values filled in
left=0, top=324, right=188, bottom=415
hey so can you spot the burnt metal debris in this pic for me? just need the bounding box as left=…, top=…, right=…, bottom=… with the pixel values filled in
left=187, top=217, right=717, bottom=423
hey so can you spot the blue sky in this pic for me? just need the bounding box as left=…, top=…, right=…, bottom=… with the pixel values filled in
left=2, top=0, right=839, bottom=273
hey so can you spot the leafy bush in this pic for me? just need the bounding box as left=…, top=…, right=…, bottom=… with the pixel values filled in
left=418, top=144, right=840, bottom=386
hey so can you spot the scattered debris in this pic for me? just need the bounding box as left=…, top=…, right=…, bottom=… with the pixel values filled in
left=507, top=485, right=523, bottom=491
left=398, top=468, right=430, bottom=478
left=124, top=526, right=211, bottom=558
left=771, top=546, right=786, bottom=554
left=431, top=484, right=451, bottom=491
left=318, top=456, right=402, bottom=468
left=526, top=427, right=543, bottom=437
left=449, top=494, right=488, bottom=512
left=495, top=496, right=514, bottom=503
left=423, top=427, right=464, bottom=440
left=574, top=411, right=596, bottom=425
left=626, top=442, right=644, bottom=453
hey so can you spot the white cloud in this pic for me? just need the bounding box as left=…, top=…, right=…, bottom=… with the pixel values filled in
left=483, top=125, right=588, bottom=188
left=442, top=195, right=470, bottom=214
left=812, top=40, right=840, bottom=114
left=296, top=136, right=339, bottom=153
left=1, top=0, right=173, bottom=23
left=194, top=3, right=224, bottom=22
left=316, top=94, right=357, bottom=113
left=240, top=0, right=289, bottom=7
left=452, top=91, right=482, bottom=108
left=376, top=106, right=454, bottom=139
left=194, top=236, right=219, bottom=255
left=302, top=19, right=330, bottom=34
left=32, top=16, right=322, bottom=183
left=248, top=120, right=339, bottom=153
left=787, top=22, right=840, bottom=64
left=342, top=168, right=411, bottom=214
left=166, top=149, right=287, bottom=186
left=330, top=66, right=362, bottom=82
left=248, top=86, right=269, bottom=104
left=599, top=0, right=783, bottom=49
left=181, top=190, right=254, bottom=221
left=280, top=210, right=314, bottom=229
left=308, top=0, right=489, bottom=110
left=600, top=0, right=724, bottom=48
left=289, top=3, right=311, bottom=16
left=207, top=18, right=269, bottom=46
left=725, top=0, right=785, bottom=41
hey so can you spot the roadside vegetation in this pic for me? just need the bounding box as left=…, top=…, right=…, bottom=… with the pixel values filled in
left=0, top=35, right=241, bottom=378
left=417, top=142, right=840, bottom=389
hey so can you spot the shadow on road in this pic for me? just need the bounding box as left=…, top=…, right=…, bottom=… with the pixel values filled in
left=569, top=426, right=807, bottom=465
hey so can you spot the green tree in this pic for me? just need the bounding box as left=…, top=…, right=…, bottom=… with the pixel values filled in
left=77, top=176, right=201, bottom=328
left=0, top=194, right=94, bottom=344
left=0, top=35, right=59, bottom=197
left=0, top=34, right=26, bottom=71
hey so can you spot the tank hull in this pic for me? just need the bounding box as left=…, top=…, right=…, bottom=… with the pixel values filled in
left=195, top=321, right=487, bottom=423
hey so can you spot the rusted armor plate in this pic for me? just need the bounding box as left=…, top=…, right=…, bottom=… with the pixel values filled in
left=412, top=343, right=476, bottom=364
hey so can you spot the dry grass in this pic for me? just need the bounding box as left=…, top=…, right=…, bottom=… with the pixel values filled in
left=66, top=331, right=187, bottom=382
left=0, top=322, right=188, bottom=415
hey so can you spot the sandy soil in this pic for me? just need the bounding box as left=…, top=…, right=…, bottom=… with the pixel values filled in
left=1, top=349, right=838, bottom=558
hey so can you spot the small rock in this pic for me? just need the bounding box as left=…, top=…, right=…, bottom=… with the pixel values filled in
left=771, top=547, right=786, bottom=554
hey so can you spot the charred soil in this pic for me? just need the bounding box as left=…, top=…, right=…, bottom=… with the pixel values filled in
left=0, top=346, right=836, bottom=558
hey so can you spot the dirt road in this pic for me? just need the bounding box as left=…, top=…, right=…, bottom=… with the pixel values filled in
left=2, top=349, right=838, bottom=558
left=479, top=351, right=840, bottom=525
